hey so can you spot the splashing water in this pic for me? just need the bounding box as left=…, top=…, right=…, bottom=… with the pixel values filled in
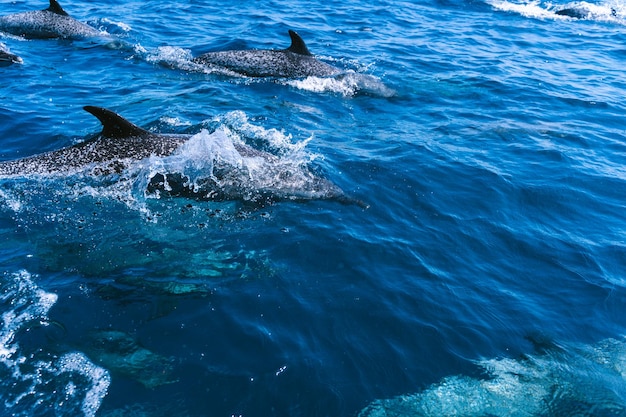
left=140, top=126, right=345, bottom=205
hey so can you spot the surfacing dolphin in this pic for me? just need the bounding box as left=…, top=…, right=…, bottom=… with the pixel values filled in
left=0, top=0, right=103, bottom=39
left=0, top=106, right=188, bottom=176
left=555, top=5, right=617, bottom=18
left=192, top=30, right=341, bottom=78
left=0, top=106, right=362, bottom=206
left=0, top=43, right=22, bottom=66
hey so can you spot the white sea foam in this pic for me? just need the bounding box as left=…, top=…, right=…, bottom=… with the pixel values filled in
left=146, top=45, right=193, bottom=66
left=284, top=71, right=396, bottom=98
left=489, top=0, right=557, bottom=18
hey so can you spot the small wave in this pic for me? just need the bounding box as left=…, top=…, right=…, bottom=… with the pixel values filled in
left=0, top=271, right=110, bottom=417
left=359, top=336, right=626, bottom=416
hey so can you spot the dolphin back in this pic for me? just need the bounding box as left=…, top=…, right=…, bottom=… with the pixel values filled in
left=0, top=0, right=102, bottom=39
left=192, top=30, right=340, bottom=78
left=555, top=7, right=588, bottom=18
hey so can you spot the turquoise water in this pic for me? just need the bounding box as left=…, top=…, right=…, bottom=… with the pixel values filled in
left=1, top=0, right=626, bottom=416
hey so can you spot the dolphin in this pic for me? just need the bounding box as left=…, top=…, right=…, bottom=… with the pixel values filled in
left=0, top=106, right=188, bottom=177
left=0, top=0, right=103, bottom=39
left=0, top=106, right=362, bottom=206
left=0, top=44, right=22, bottom=66
left=555, top=7, right=589, bottom=18
left=192, top=30, right=341, bottom=78
left=555, top=5, right=617, bottom=18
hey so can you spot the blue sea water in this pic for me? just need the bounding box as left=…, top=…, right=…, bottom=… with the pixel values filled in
left=1, top=0, right=626, bottom=415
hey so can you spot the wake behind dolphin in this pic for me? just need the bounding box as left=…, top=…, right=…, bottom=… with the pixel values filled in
left=0, top=106, right=361, bottom=207
left=0, top=0, right=104, bottom=39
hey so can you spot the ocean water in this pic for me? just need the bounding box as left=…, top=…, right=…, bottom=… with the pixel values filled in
left=1, top=0, right=626, bottom=415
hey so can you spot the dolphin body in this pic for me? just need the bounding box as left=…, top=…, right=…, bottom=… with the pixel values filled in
left=0, top=106, right=188, bottom=177
left=555, top=7, right=589, bottom=18
left=192, top=30, right=341, bottom=78
left=0, top=44, right=22, bottom=66
left=0, top=106, right=359, bottom=206
left=555, top=5, right=617, bottom=18
left=0, top=0, right=102, bottom=39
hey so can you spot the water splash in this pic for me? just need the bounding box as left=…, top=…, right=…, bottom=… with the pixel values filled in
left=141, top=126, right=345, bottom=205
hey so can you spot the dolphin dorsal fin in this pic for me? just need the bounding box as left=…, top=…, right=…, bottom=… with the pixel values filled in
left=45, top=0, right=69, bottom=16
left=286, top=30, right=312, bottom=56
left=84, top=106, right=150, bottom=139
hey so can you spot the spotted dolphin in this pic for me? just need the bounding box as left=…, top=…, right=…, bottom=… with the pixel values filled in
left=0, top=44, right=22, bottom=66
left=0, top=0, right=103, bottom=39
left=0, top=106, right=361, bottom=206
left=192, top=30, right=341, bottom=78
left=0, top=106, right=189, bottom=176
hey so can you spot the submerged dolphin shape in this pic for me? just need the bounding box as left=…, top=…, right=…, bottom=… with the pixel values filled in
left=192, top=30, right=341, bottom=78
left=0, top=44, right=22, bottom=66
left=83, top=330, right=177, bottom=389
left=0, top=0, right=103, bottom=39
left=0, top=106, right=361, bottom=206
